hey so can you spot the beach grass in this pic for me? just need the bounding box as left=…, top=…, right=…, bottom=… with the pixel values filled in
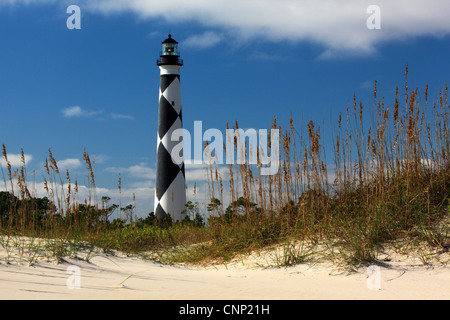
left=1, top=67, right=449, bottom=268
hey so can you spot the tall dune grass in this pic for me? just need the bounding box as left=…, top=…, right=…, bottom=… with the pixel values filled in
left=0, top=146, right=208, bottom=262
left=1, top=67, right=449, bottom=266
left=202, top=67, right=449, bottom=265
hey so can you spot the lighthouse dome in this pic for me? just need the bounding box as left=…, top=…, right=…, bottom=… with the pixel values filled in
left=162, top=34, right=178, bottom=44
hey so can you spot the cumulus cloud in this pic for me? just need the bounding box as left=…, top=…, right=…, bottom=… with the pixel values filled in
left=3, top=0, right=450, bottom=56
left=182, top=31, right=224, bottom=49
left=62, top=106, right=101, bottom=118
left=57, top=158, right=83, bottom=171
left=0, top=153, right=33, bottom=168
left=83, top=0, right=450, bottom=56
left=62, top=106, right=134, bottom=120
left=62, top=106, right=83, bottom=118
left=106, top=163, right=156, bottom=180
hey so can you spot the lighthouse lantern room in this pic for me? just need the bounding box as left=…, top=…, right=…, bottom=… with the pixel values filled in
left=157, top=34, right=183, bottom=66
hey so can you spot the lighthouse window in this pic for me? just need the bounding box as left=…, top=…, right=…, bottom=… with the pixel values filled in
left=162, top=43, right=178, bottom=55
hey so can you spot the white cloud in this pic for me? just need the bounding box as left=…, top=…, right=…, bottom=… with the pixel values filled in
left=62, top=106, right=134, bottom=120
left=82, top=0, right=450, bottom=56
left=62, top=106, right=83, bottom=118
left=147, top=30, right=163, bottom=38
left=3, top=0, right=450, bottom=57
left=62, top=106, right=101, bottom=118
left=57, top=158, right=83, bottom=171
left=106, top=163, right=156, bottom=180
left=126, top=164, right=156, bottom=179
left=182, top=31, right=224, bottom=49
left=0, top=153, right=33, bottom=168
left=91, top=154, right=109, bottom=164
left=110, top=113, right=134, bottom=120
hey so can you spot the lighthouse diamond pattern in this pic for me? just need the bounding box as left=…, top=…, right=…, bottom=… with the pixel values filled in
left=154, top=35, right=186, bottom=221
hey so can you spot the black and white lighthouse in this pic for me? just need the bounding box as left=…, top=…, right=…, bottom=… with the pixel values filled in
left=154, top=34, right=186, bottom=222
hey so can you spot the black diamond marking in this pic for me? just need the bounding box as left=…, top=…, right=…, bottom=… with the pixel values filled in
left=156, top=143, right=182, bottom=201
left=158, top=96, right=179, bottom=139
left=160, top=74, right=178, bottom=94
left=154, top=203, right=166, bottom=219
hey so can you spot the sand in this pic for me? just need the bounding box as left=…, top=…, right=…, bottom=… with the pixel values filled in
left=0, top=238, right=449, bottom=300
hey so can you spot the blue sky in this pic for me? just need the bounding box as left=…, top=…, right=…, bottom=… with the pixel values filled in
left=0, top=0, right=449, bottom=218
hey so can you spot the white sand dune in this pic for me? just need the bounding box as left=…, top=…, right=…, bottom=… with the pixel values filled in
left=0, top=241, right=449, bottom=300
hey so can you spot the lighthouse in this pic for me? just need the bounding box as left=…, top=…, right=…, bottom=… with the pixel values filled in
left=154, top=34, right=186, bottom=222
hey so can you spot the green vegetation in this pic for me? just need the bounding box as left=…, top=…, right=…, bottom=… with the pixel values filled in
left=1, top=67, right=449, bottom=268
